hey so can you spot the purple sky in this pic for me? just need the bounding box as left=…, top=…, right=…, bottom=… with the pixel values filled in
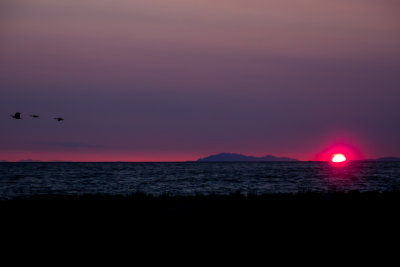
left=1, top=0, right=400, bottom=161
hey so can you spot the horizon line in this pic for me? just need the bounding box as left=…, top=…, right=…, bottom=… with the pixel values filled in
left=1, top=159, right=400, bottom=163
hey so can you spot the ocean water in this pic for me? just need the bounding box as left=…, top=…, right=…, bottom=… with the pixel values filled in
left=0, top=161, right=399, bottom=199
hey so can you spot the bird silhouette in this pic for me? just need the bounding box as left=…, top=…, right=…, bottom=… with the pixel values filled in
left=54, top=117, right=64, bottom=122
left=11, top=112, right=21, bottom=119
left=30, top=115, right=39, bottom=118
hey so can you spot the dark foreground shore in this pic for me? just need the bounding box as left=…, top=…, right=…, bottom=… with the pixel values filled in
left=2, top=191, right=400, bottom=222
left=2, top=191, right=400, bottom=247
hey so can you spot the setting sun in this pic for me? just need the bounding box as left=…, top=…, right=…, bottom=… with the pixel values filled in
left=332, top=154, right=347, bottom=163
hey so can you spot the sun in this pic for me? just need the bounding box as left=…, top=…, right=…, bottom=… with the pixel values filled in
left=332, top=153, right=347, bottom=163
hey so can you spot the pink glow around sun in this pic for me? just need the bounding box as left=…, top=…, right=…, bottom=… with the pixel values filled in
left=314, top=140, right=364, bottom=162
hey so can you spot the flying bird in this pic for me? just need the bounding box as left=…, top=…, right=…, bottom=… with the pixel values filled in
left=11, top=112, right=21, bottom=119
left=30, top=115, right=39, bottom=118
left=54, top=117, right=64, bottom=122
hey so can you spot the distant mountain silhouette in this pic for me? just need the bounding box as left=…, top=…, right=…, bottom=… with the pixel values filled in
left=366, top=157, right=400, bottom=162
left=18, top=159, right=43, bottom=162
left=0, top=160, right=8, bottom=162
left=197, top=153, right=298, bottom=162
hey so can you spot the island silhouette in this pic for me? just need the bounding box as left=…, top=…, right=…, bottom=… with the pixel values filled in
left=197, top=153, right=298, bottom=162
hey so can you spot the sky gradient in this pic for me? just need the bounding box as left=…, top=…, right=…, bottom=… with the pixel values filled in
left=1, top=0, right=400, bottom=161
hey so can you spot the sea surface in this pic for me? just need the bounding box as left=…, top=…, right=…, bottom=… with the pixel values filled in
left=0, top=161, right=400, bottom=199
